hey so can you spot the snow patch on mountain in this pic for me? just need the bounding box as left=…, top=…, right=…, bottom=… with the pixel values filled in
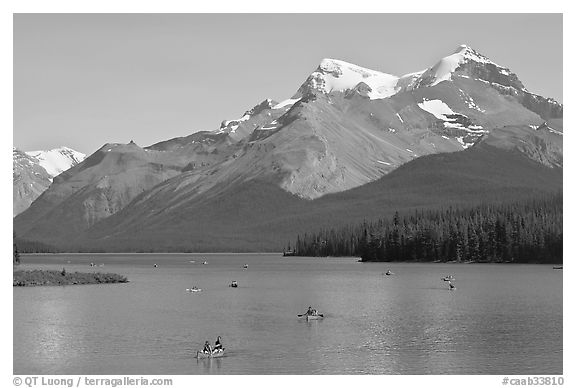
left=417, top=99, right=488, bottom=134
left=456, top=137, right=472, bottom=149
left=260, top=120, right=279, bottom=130
left=463, top=94, right=485, bottom=112
left=548, top=128, right=563, bottom=136
left=417, top=99, right=456, bottom=120
left=273, top=98, right=301, bottom=109
left=217, top=114, right=251, bottom=134
left=26, top=147, right=86, bottom=177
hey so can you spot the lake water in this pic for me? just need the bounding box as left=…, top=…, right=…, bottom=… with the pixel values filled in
left=13, top=254, right=562, bottom=375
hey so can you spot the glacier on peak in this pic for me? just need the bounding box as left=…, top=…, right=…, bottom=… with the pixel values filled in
left=25, top=147, right=86, bottom=177
left=296, top=58, right=401, bottom=100
left=412, top=44, right=515, bottom=88
left=293, top=46, right=505, bottom=100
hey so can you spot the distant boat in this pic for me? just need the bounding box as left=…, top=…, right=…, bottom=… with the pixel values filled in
left=202, top=261, right=208, bottom=265
left=153, top=264, right=158, bottom=268
left=283, top=250, right=296, bottom=257
left=189, top=260, right=196, bottom=263
left=229, top=281, right=238, bottom=288
left=385, top=270, right=393, bottom=276
left=186, top=287, right=202, bottom=292
left=553, top=266, right=563, bottom=270
left=442, top=275, right=455, bottom=281
left=243, top=264, right=248, bottom=269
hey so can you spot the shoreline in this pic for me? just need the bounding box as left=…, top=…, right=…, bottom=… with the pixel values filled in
left=17, top=253, right=561, bottom=266
left=358, top=260, right=563, bottom=265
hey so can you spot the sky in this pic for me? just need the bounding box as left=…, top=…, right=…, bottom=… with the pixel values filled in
left=13, top=13, right=563, bottom=155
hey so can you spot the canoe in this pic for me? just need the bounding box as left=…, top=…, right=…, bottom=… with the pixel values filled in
left=196, top=349, right=225, bottom=359
left=298, top=313, right=324, bottom=320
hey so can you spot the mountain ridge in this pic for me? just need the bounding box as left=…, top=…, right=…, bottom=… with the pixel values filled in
left=14, top=44, right=563, bottom=251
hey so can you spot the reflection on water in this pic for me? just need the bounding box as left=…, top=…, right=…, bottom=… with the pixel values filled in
left=198, top=357, right=222, bottom=374
left=14, top=254, right=562, bottom=374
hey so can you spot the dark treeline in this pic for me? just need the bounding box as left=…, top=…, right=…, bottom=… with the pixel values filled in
left=290, top=194, right=562, bottom=264
left=13, top=233, right=20, bottom=265
left=13, top=237, right=59, bottom=254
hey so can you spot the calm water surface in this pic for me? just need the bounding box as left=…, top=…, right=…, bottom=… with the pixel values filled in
left=13, top=254, right=562, bottom=374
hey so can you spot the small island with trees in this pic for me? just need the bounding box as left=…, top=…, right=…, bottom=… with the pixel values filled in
left=13, top=235, right=128, bottom=287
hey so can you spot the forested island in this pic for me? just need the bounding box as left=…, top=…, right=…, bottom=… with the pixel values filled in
left=289, top=194, right=562, bottom=264
left=13, top=237, right=128, bottom=287
left=13, top=269, right=128, bottom=287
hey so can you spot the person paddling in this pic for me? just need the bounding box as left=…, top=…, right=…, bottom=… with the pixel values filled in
left=202, top=341, right=212, bottom=354
left=214, top=336, right=223, bottom=351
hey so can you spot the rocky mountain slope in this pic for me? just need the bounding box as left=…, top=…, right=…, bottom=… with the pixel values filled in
left=13, top=147, right=85, bottom=216
left=14, top=45, right=562, bottom=250
left=61, top=132, right=565, bottom=252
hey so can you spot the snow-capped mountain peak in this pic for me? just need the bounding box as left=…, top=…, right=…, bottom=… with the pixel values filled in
left=13, top=145, right=85, bottom=216
left=296, top=58, right=400, bottom=100
left=427, top=45, right=496, bottom=86
left=454, top=44, right=496, bottom=64
left=25, top=146, right=86, bottom=177
left=411, top=44, right=518, bottom=89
